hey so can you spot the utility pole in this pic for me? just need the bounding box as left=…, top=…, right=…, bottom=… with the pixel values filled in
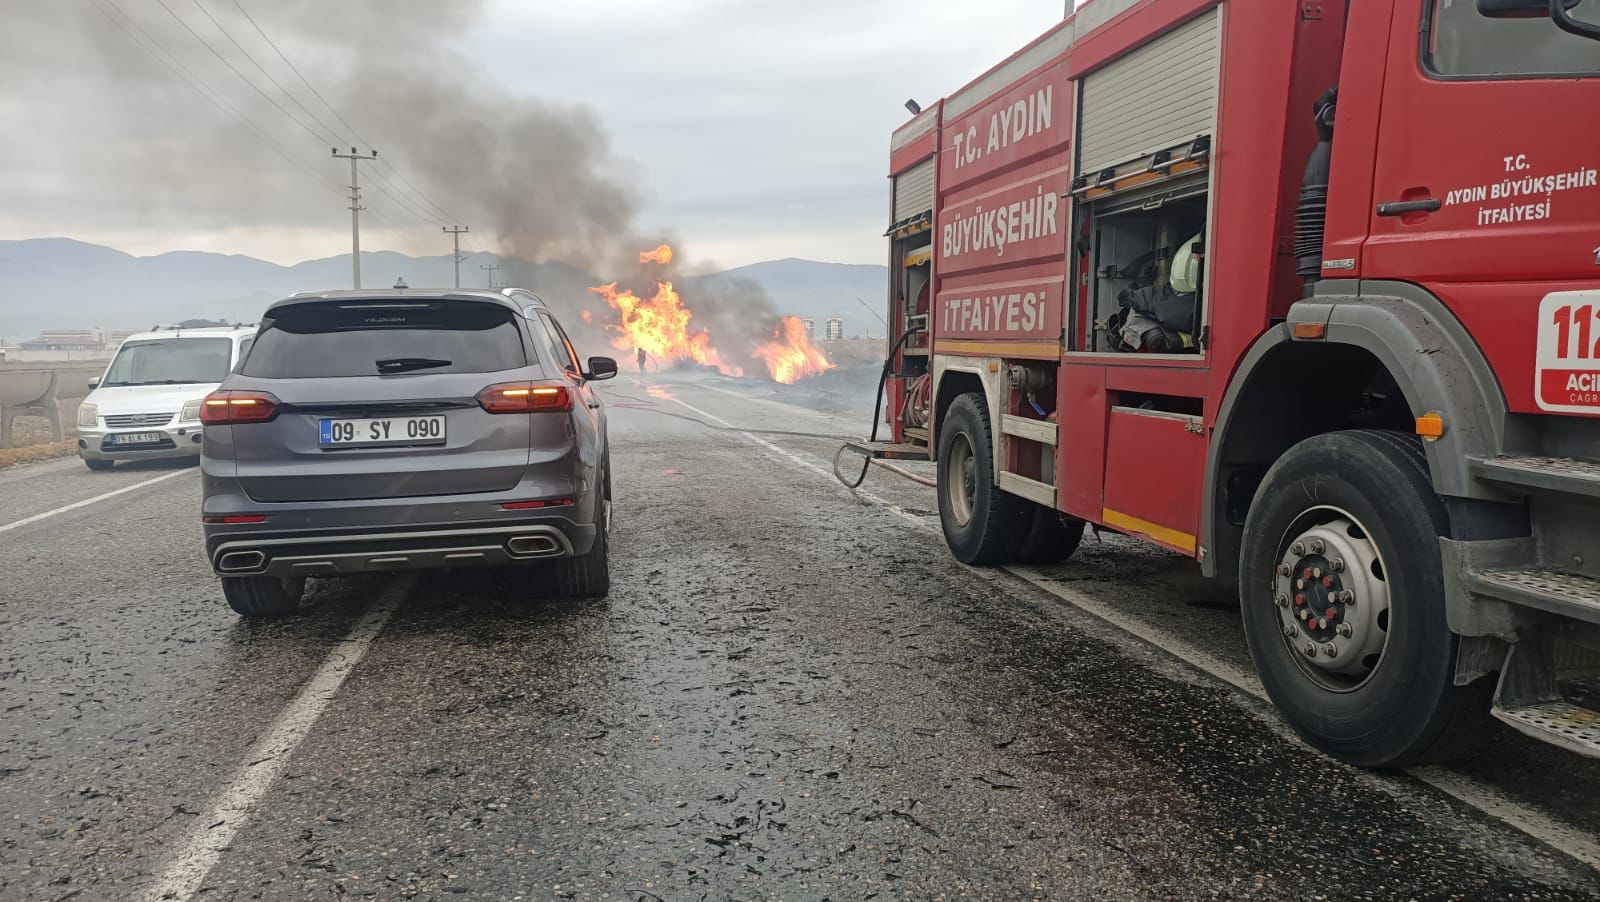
left=442, top=226, right=470, bottom=288
left=332, top=147, right=378, bottom=289
left=480, top=262, right=502, bottom=290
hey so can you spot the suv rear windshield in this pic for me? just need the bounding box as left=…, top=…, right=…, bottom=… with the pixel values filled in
left=1427, top=0, right=1600, bottom=77
left=102, top=337, right=233, bottom=386
left=242, top=300, right=529, bottom=378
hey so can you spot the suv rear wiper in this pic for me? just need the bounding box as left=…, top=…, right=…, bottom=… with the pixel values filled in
left=375, top=357, right=453, bottom=374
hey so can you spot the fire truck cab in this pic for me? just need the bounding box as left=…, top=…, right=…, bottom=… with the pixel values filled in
left=878, top=0, right=1600, bottom=767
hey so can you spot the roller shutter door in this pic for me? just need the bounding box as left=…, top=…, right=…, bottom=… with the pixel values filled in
left=1078, top=10, right=1220, bottom=174
left=892, top=158, right=935, bottom=224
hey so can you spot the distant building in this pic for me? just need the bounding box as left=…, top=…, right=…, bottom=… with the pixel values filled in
left=20, top=329, right=103, bottom=351
left=824, top=316, right=845, bottom=341
left=107, top=330, right=138, bottom=348
left=801, top=318, right=816, bottom=339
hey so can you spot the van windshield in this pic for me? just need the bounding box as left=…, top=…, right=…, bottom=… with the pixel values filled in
left=1429, top=0, right=1600, bottom=77
left=102, top=338, right=233, bottom=386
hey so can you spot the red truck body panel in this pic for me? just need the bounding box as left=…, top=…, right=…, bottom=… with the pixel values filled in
left=887, top=0, right=1598, bottom=557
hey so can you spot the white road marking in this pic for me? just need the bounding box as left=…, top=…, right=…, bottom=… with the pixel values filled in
left=665, top=394, right=935, bottom=531
left=1012, top=567, right=1600, bottom=870
left=0, top=468, right=191, bottom=535
left=143, top=575, right=413, bottom=902
left=665, top=383, right=1600, bottom=873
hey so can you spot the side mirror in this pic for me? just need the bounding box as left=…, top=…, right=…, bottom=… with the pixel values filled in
left=585, top=356, right=619, bottom=381
left=1479, top=0, right=1598, bottom=38
left=87, top=377, right=100, bottom=389
left=1478, top=0, right=1564, bottom=16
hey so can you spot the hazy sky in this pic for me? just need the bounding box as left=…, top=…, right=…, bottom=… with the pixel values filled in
left=0, top=0, right=1067, bottom=269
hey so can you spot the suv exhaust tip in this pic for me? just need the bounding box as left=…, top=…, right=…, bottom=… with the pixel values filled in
left=507, top=534, right=562, bottom=558
left=218, top=550, right=267, bottom=573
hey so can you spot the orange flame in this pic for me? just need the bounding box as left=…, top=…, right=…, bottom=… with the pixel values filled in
left=753, top=316, right=833, bottom=384
left=588, top=280, right=741, bottom=376
left=579, top=309, right=593, bottom=323
left=639, top=244, right=674, bottom=265
left=591, top=247, right=832, bottom=383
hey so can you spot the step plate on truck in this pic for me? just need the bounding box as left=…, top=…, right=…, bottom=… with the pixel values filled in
left=1493, top=700, right=1600, bottom=757
left=841, top=440, right=932, bottom=461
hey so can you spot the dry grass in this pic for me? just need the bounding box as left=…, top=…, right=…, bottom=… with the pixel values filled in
left=0, top=439, right=77, bottom=470
left=0, top=399, right=83, bottom=469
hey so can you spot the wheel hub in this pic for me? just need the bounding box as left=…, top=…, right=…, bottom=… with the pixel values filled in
left=943, top=434, right=978, bottom=527
left=1273, top=515, right=1390, bottom=686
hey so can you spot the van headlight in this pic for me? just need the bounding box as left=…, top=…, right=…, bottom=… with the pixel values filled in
left=77, top=402, right=98, bottom=428
left=180, top=399, right=204, bottom=423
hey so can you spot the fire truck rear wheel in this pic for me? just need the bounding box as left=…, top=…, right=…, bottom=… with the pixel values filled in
left=1239, top=430, right=1491, bottom=768
left=1016, top=507, right=1086, bottom=564
left=937, top=392, right=1028, bottom=565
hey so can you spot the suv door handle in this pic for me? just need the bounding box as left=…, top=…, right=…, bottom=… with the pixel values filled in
left=1376, top=198, right=1441, bottom=217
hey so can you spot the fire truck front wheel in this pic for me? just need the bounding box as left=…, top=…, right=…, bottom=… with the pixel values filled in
left=1239, top=430, right=1491, bottom=768
left=938, top=392, right=1028, bottom=565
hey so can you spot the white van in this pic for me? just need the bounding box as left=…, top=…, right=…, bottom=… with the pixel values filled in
left=77, top=325, right=257, bottom=470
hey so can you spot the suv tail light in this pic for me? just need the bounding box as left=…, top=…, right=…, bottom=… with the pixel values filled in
left=200, top=390, right=281, bottom=425
left=477, top=382, right=572, bottom=413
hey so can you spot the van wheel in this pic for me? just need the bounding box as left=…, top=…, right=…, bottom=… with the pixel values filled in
left=1239, top=430, right=1491, bottom=768
left=221, top=576, right=306, bottom=618
left=84, top=458, right=114, bottom=471
left=1016, top=507, right=1086, bottom=563
left=937, top=392, right=1028, bottom=565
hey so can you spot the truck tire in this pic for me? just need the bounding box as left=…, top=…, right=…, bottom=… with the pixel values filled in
left=1239, top=430, right=1491, bottom=768
left=557, top=463, right=611, bottom=598
left=1016, top=506, right=1086, bottom=563
left=937, top=392, right=1028, bottom=565
left=221, top=576, right=305, bottom=618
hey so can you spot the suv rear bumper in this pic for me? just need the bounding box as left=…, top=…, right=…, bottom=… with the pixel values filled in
left=205, top=516, right=596, bottom=578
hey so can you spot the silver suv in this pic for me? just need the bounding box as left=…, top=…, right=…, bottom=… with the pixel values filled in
left=200, top=288, right=616, bottom=618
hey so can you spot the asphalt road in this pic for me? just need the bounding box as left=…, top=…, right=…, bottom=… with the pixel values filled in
left=3, top=374, right=1600, bottom=901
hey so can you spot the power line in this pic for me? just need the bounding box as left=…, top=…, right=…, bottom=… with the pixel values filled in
left=225, top=0, right=369, bottom=147
left=186, top=0, right=346, bottom=147
left=91, top=0, right=344, bottom=198
left=96, top=0, right=464, bottom=256
left=224, top=0, right=467, bottom=226
left=363, top=172, right=445, bottom=225
left=151, top=0, right=335, bottom=147
left=371, top=159, right=462, bottom=225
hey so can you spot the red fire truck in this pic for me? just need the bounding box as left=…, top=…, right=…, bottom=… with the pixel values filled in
left=870, top=0, right=1600, bottom=767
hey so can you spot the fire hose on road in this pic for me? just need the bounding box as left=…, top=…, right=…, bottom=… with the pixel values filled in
left=599, top=363, right=937, bottom=492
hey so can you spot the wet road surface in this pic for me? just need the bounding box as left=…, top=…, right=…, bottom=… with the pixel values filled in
left=2, top=375, right=1599, bottom=900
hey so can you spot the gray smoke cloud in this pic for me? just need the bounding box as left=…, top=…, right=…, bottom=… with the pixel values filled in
left=0, top=1, right=806, bottom=376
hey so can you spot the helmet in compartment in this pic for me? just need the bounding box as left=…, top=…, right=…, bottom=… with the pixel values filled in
left=1170, top=233, right=1202, bottom=295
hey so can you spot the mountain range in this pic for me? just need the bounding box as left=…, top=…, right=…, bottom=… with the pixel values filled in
left=0, top=238, right=888, bottom=342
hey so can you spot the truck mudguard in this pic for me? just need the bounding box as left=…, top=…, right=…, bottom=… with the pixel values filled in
left=1203, top=279, right=1510, bottom=579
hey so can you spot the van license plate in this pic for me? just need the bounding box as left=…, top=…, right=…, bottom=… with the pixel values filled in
left=319, top=415, right=446, bottom=447
left=110, top=432, right=164, bottom=445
